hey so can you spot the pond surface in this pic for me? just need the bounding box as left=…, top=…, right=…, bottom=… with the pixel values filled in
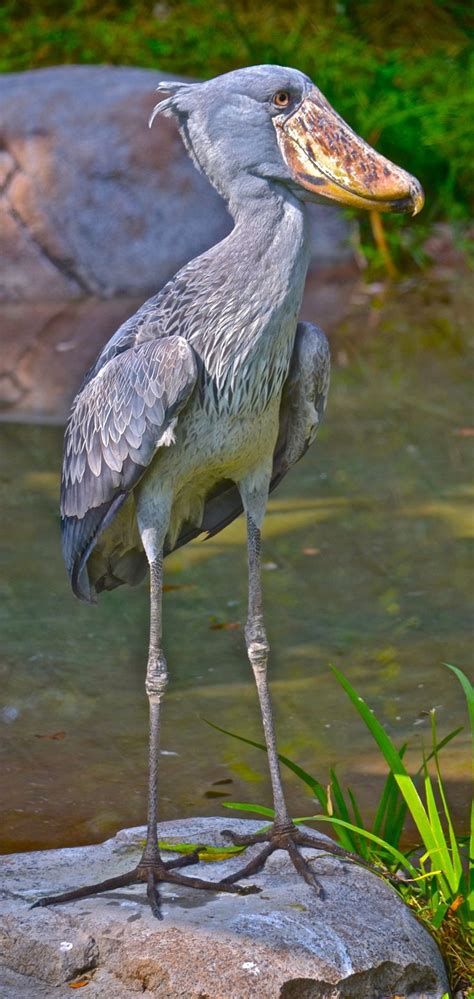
left=0, top=323, right=472, bottom=852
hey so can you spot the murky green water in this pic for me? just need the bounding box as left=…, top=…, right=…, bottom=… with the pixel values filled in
left=0, top=332, right=472, bottom=852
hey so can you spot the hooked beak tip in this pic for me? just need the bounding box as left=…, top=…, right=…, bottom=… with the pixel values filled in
left=411, top=184, right=425, bottom=217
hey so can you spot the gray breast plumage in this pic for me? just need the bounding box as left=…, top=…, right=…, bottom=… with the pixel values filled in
left=60, top=196, right=330, bottom=602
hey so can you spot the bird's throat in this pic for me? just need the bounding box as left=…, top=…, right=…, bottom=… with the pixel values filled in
left=196, top=189, right=311, bottom=414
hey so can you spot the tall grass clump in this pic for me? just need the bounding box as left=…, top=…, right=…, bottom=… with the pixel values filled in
left=209, top=663, right=473, bottom=995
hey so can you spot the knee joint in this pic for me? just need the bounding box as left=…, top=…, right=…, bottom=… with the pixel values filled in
left=246, top=638, right=270, bottom=672
left=146, top=652, right=168, bottom=698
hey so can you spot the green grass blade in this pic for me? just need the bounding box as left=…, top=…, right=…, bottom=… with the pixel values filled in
left=385, top=799, right=409, bottom=852
left=348, top=787, right=365, bottom=831
left=394, top=774, right=435, bottom=850
left=373, top=743, right=407, bottom=838
left=328, top=769, right=362, bottom=852
left=424, top=774, right=457, bottom=893
left=296, top=814, right=419, bottom=877
left=329, top=768, right=351, bottom=823
left=331, top=666, right=408, bottom=776
left=222, top=801, right=275, bottom=818
left=347, top=788, right=371, bottom=860
left=205, top=719, right=328, bottom=807
left=437, top=775, right=465, bottom=897
left=430, top=718, right=464, bottom=892
left=422, top=725, right=464, bottom=765
left=382, top=728, right=461, bottom=848
left=468, top=800, right=474, bottom=927
left=373, top=771, right=406, bottom=844
left=443, top=664, right=474, bottom=752
left=431, top=901, right=450, bottom=930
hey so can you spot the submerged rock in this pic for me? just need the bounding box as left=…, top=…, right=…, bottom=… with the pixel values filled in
left=0, top=817, right=448, bottom=998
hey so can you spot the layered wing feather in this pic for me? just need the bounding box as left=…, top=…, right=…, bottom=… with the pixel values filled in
left=61, top=335, right=198, bottom=601
left=168, top=322, right=330, bottom=552
left=271, top=321, right=330, bottom=487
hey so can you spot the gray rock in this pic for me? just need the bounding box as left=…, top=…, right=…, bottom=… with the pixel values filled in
left=0, top=817, right=448, bottom=998
left=0, top=66, right=355, bottom=304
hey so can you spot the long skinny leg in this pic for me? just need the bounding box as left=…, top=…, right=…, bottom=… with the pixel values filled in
left=219, top=513, right=326, bottom=891
left=219, top=513, right=398, bottom=894
left=140, top=552, right=170, bottom=913
left=32, top=548, right=257, bottom=917
left=244, top=514, right=292, bottom=832
left=141, top=554, right=167, bottom=866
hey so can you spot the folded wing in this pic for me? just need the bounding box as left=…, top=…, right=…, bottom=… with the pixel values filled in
left=61, top=335, right=198, bottom=601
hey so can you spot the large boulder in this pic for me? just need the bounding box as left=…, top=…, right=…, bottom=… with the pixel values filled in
left=0, top=65, right=354, bottom=303
left=0, top=817, right=448, bottom=998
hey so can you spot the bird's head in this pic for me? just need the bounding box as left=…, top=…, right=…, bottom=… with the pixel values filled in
left=150, top=65, right=424, bottom=216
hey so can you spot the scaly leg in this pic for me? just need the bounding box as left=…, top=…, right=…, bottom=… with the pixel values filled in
left=32, top=549, right=257, bottom=918
left=217, top=510, right=395, bottom=895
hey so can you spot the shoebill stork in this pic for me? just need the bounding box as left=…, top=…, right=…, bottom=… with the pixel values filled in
left=34, top=65, right=423, bottom=917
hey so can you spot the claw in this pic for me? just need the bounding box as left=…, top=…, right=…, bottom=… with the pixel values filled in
left=146, top=870, right=162, bottom=919
left=286, top=839, right=325, bottom=898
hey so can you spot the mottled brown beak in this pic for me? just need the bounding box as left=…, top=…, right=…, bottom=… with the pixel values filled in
left=275, top=87, right=424, bottom=215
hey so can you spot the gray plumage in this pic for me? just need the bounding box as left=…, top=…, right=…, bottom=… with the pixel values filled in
left=36, top=64, right=422, bottom=916
left=61, top=66, right=333, bottom=604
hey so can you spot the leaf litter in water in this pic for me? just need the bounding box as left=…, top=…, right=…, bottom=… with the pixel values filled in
left=34, top=731, right=66, bottom=740
left=209, top=620, right=240, bottom=631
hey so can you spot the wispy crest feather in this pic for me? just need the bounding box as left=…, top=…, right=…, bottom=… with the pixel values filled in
left=149, top=81, right=195, bottom=127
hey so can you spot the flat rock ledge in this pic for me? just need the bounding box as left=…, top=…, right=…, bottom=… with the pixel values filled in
left=0, top=817, right=448, bottom=999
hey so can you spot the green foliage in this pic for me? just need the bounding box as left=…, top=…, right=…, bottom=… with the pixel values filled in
left=211, top=664, right=473, bottom=992
left=1, top=0, right=473, bottom=226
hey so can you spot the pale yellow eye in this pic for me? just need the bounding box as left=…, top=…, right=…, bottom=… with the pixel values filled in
left=273, top=90, right=291, bottom=109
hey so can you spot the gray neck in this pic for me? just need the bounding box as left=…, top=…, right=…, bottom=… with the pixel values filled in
left=194, top=178, right=311, bottom=412
left=153, top=174, right=311, bottom=413
left=208, top=176, right=311, bottom=334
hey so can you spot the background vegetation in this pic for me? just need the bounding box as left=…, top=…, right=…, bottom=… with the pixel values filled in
left=1, top=0, right=473, bottom=233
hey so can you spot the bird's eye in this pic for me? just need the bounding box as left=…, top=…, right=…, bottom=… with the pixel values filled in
left=272, top=90, right=291, bottom=109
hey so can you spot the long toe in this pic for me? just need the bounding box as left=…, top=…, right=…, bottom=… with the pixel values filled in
left=221, top=828, right=269, bottom=847
left=146, top=870, right=162, bottom=919
left=166, top=869, right=259, bottom=895
left=30, top=869, right=139, bottom=910
left=287, top=839, right=325, bottom=897
left=163, top=848, right=202, bottom=870
left=293, top=830, right=397, bottom=882
left=218, top=842, right=276, bottom=886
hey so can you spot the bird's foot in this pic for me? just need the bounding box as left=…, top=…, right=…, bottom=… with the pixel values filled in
left=218, top=823, right=396, bottom=899
left=31, top=849, right=259, bottom=920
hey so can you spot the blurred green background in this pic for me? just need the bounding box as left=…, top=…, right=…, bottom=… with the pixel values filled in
left=1, top=0, right=473, bottom=237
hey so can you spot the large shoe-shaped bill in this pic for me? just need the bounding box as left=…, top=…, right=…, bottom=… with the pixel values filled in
left=275, top=87, right=424, bottom=215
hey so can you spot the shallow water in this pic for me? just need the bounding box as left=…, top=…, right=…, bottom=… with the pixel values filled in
left=0, top=338, right=471, bottom=852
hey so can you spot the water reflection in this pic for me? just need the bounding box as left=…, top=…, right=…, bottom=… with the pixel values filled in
left=0, top=349, right=471, bottom=852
